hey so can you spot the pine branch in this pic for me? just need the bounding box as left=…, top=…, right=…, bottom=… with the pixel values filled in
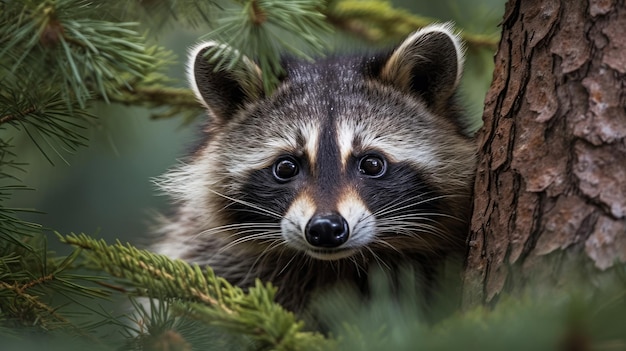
left=0, top=233, right=110, bottom=336
left=0, top=107, right=37, bottom=125
left=0, top=280, right=73, bottom=330
left=0, top=140, right=42, bottom=249
left=83, top=45, right=205, bottom=121
left=101, top=85, right=202, bottom=121
left=325, top=0, right=499, bottom=49
left=1, top=0, right=498, bottom=127
left=202, top=0, right=332, bottom=94
left=0, top=82, right=93, bottom=165
left=104, top=0, right=220, bottom=31
left=60, top=233, right=332, bottom=351
left=314, top=274, right=626, bottom=351
left=1, top=0, right=165, bottom=108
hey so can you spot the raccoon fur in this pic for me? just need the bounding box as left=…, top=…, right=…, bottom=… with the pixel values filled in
left=154, top=23, right=477, bottom=314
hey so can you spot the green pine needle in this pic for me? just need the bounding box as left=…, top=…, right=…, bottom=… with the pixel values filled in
left=325, top=0, right=500, bottom=48
left=103, top=0, right=220, bottom=31
left=0, top=141, right=42, bottom=249
left=204, top=0, right=332, bottom=94
left=0, top=233, right=110, bottom=334
left=1, top=0, right=164, bottom=108
left=0, top=79, right=93, bottom=165
left=60, top=233, right=332, bottom=351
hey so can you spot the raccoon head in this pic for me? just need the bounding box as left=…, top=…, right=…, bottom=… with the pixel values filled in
left=167, top=23, right=476, bottom=263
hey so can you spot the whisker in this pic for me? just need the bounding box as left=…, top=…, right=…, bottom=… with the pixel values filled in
left=205, top=187, right=285, bottom=220
left=190, top=222, right=280, bottom=241
left=373, top=191, right=438, bottom=214
left=219, top=225, right=282, bottom=241
left=369, top=237, right=404, bottom=254
left=373, top=193, right=462, bottom=219
left=364, top=246, right=392, bottom=273
left=378, top=215, right=457, bottom=233
left=206, top=188, right=302, bottom=231
left=277, top=250, right=299, bottom=277
left=218, top=231, right=283, bottom=253
left=381, top=211, right=465, bottom=223
left=244, top=239, right=289, bottom=282
left=376, top=220, right=445, bottom=234
left=378, top=226, right=452, bottom=251
left=377, top=223, right=451, bottom=243
left=352, top=251, right=366, bottom=277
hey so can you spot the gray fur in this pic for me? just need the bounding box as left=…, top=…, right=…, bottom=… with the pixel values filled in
left=154, top=24, right=477, bottom=314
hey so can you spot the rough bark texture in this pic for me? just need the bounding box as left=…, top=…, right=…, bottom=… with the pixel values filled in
left=464, top=0, right=626, bottom=306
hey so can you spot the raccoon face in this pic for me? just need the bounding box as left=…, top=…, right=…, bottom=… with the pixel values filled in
left=167, top=23, right=476, bottom=262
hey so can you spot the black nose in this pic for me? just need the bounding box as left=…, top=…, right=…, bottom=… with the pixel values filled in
left=305, top=213, right=350, bottom=248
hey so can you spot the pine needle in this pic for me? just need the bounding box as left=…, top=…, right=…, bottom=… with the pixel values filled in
left=60, top=233, right=332, bottom=351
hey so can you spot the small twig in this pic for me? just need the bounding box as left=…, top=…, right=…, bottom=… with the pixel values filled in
left=250, top=0, right=267, bottom=25
left=106, top=86, right=201, bottom=111
left=0, top=281, right=70, bottom=327
left=0, top=106, right=37, bottom=125
left=95, top=280, right=129, bottom=293
left=134, top=260, right=234, bottom=314
left=325, top=1, right=500, bottom=50
left=18, top=272, right=56, bottom=292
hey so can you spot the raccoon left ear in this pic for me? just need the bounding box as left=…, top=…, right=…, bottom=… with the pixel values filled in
left=188, top=42, right=263, bottom=124
left=380, top=23, right=464, bottom=109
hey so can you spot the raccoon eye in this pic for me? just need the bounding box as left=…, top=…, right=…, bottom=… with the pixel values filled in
left=358, top=155, right=387, bottom=178
left=273, top=156, right=299, bottom=182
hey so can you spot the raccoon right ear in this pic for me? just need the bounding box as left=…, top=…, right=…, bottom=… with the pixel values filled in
left=380, top=23, right=464, bottom=109
left=188, top=42, right=263, bottom=123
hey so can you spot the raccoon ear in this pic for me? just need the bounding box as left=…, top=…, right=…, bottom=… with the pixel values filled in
left=380, top=23, right=464, bottom=108
left=188, top=42, right=263, bottom=122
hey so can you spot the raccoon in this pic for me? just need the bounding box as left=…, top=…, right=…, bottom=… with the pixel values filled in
left=154, top=23, right=477, bottom=314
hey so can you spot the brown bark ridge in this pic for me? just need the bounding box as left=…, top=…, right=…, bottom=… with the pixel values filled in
left=464, top=0, right=626, bottom=306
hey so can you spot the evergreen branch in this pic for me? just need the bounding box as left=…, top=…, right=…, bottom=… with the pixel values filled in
left=0, top=140, right=26, bottom=180
left=102, top=85, right=204, bottom=120
left=0, top=141, right=42, bottom=249
left=55, top=20, right=161, bottom=107
left=88, top=46, right=205, bottom=120
left=314, top=278, right=626, bottom=351
left=325, top=0, right=499, bottom=50
left=0, top=84, right=93, bottom=165
left=204, top=0, right=332, bottom=94
left=0, top=280, right=72, bottom=329
left=0, top=107, right=37, bottom=125
left=123, top=297, right=248, bottom=351
left=60, top=233, right=332, bottom=351
left=0, top=201, right=41, bottom=250
left=0, top=231, right=110, bottom=337
left=1, top=0, right=164, bottom=108
left=103, top=0, right=220, bottom=31
left=14, top=271, right=57, bottom=293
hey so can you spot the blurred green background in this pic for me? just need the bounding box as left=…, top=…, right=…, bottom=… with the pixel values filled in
left=7, top=0, right=506, bottom=252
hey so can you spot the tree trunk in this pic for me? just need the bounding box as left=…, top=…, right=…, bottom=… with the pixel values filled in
left=464, top=0, right=626, bottom=306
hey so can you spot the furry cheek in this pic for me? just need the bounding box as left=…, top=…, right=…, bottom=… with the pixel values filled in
left=280, top=192, right=316, bottom=251
left=336, top=190, right=376, bottom=249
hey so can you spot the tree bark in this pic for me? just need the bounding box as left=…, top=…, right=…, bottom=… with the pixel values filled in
left=464, top=0, right=626, bottom=306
